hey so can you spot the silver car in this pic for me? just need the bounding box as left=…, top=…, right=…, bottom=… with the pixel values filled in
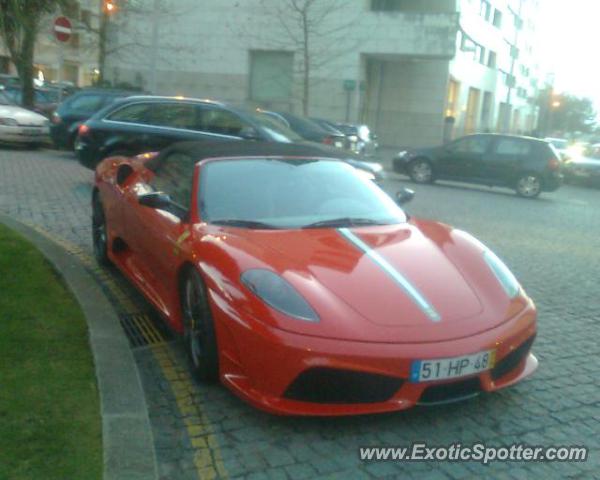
left=0, top=91, right=49, bottom=146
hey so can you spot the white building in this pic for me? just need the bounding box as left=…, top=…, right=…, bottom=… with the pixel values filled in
left=103, top=0, right=541, bottom=147
left=448, top=0, right=541, bottom=138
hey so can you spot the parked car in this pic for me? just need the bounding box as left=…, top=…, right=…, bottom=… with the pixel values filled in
left=92, top=140, right=537, bottom=414
left=393, top=134, right=563, bottom=198
left=50, top=88, right=133, bottom=149
left=76, top=96, right=383, bottom=180
left=335, top=123, right=378, bottom=156
left=258, top=109, right=346, bottom=149
left=563, top=144, right=600, bottom=187
left=0, top=91, right=49, bottom=146
left=0, top=74, right=20, bottom=88
left=1, top=86, right=59, bottom=118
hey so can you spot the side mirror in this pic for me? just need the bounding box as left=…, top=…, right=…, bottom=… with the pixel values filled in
left=395, top=188, right=415, bottom=205
left=138, top=191, right=172, bottom=209
left=138, top=191, right=188, bottom=220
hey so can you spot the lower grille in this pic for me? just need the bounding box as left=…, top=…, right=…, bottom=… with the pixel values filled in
left=419, top=377, right=481, bottom=405
left=283, top=367, right=404, bottom=404
left=491, top=335, right=536, bottom=381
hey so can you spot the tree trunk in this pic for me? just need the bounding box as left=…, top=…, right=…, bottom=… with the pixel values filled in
left=19, top=19, right=37, bottom=109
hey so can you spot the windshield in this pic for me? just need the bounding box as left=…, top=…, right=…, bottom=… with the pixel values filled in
left=252, top=112, right=304, bottom=142
left=199, top=159, right=406, bottom=229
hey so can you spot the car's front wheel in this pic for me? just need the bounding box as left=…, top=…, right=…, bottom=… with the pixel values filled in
left=408, top=158, right=434, bottom=183
left=516, top=174, right=542, bottom=198
left=182, top=270, right=219, bottom=382
left=92, top=194, right=111, bottom=266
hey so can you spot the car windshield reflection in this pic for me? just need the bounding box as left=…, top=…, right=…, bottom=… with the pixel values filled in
left=199, top=158, right=406, bottom=229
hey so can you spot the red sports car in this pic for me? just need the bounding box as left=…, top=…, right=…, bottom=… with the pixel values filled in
left=93, top=141, right=538, bottom=415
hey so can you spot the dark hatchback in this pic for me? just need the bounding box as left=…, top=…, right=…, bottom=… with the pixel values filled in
left=393, top=134, right=563, bottom=198
left=50, top=89, right=133, bottom=149
left=75, top=95, right=383, bottom=179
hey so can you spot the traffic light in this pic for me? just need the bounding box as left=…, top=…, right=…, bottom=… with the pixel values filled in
left=103, top=0, right=117, bottom=14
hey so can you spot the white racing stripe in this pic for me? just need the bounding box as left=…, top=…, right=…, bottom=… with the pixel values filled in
left=338, top=228, right=441, bottom=322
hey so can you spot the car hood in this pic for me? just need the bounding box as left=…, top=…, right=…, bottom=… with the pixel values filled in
left=0, top=105, right=48, bottom=126
left=210, top=221, right=527, bottom=343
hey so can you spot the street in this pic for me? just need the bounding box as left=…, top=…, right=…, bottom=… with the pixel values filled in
left=1, top=146, right=598, bottom=479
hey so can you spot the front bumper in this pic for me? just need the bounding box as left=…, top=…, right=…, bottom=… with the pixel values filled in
left=0, top=125, right=49, bottom=144
left=214, top=298, right=538, bottom=416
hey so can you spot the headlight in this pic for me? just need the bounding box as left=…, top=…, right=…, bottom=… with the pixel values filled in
left=0, top=117, right=18, bottom=126
left=241, top=269, right=319, bottom=322
left=397, top=150, right=407, bottom=158
left=483, top=250, right=521, bottom=298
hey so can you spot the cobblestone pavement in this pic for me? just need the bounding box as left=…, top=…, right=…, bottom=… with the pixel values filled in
left=1, top=146, right=598, bottom=479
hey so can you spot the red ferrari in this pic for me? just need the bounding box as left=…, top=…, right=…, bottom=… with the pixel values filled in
left=93, top=141, right=538, bottom=415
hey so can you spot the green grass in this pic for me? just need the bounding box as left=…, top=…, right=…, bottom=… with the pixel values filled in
left=0, top=224, right=102, bottom=480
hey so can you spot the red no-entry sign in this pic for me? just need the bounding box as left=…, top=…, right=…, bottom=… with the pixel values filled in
left=54, top=16, right=72, bottom=43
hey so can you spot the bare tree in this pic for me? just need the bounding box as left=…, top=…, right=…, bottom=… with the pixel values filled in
left=248, top=0, right=357, bottom=116
left=78, top=0, right=196, bottom=89
left=0, top=0, right=73, bottom=107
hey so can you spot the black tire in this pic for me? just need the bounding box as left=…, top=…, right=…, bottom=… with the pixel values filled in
left=516, top=173, right=542, bottom=198
left=92, top=193, right=111, bottom=266
left=181, top=269, right=219, bottom=382
left=408, top=158, right=434, bottom=184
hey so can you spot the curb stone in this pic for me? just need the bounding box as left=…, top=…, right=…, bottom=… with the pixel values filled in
left=0, top=213, right=158, bottom=480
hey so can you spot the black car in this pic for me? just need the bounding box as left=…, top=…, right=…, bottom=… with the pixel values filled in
left=392, top=134, right=563, bottom=198
left=50, top=89, right=133, bottom=149
left=258, top=110, right=346, bottom=149
left=75, top=95, right=383, bottom=180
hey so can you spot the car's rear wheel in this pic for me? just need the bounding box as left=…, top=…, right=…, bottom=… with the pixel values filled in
left=182, top=270, right=219, bottom=382
left=516, top=174, right=542, bottom=198
left=92, top=194, right=111, bottom=266
left=409, top=158, right=434, bottom=183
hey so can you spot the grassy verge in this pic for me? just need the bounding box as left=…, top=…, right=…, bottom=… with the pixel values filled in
left=0, top=224, right=101, bottom=480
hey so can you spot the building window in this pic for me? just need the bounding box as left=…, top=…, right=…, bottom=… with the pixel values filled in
left=487, top=51, right=496, bottom=68
left=480, top=0, right=491, bottom=21
left=513, top=14, right=523, bottom=29
left=492, top=9, right=502, bottom=27
left=478, top=46, right=486, bottom=64
left=249, top=51, right=294, bottom=103
left=371, top=0, right=404, bottom=11
left=445, top=79, right=460, bottom=118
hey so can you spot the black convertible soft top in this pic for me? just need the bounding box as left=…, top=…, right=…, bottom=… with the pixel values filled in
left=161, top=140, right=355, bottom=161
left=147, top=140, right=382, bottom=176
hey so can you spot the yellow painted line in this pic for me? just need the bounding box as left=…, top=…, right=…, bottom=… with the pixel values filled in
left=152, top=344, right=228, bottom=479
left=26, top=223, right=228, bottom=478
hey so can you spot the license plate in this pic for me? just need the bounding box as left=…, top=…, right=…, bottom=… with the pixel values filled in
left=334, top=141, right=344, bottom=148
left=410, top=349, right=495, bottom=382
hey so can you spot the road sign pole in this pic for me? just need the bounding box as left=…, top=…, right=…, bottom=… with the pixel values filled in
left=57, top=46, right=64, bottom=103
